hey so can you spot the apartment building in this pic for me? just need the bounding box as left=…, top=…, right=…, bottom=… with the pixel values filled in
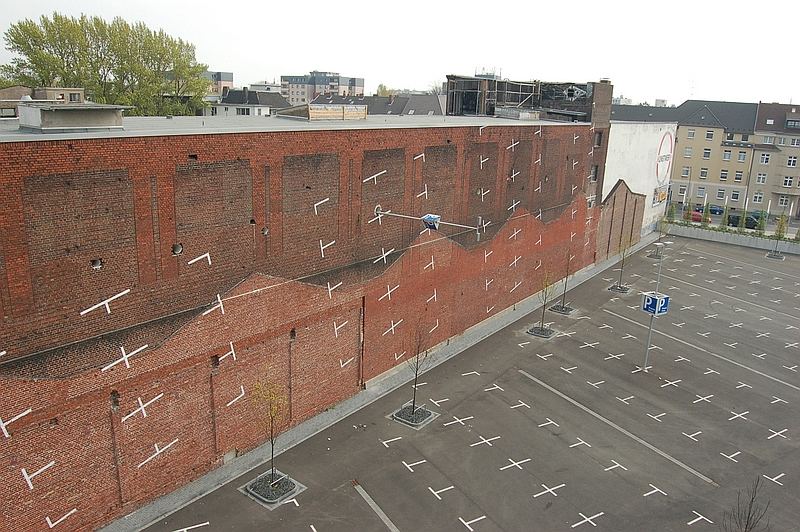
left=752, top=103, right=800, bottom=218
left=612, top=101, right=757, bottom=212
left=280, top=71, right=365, bottom=106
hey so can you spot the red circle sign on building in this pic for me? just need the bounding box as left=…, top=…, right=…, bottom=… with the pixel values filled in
left=655, top=131, right=674, bottom=186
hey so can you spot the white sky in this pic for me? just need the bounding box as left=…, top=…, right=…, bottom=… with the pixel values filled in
left=2, top=0, right=799, bottom=106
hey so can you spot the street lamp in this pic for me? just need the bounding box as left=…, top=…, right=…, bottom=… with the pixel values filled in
left=642, top=241, right=673, bottom=372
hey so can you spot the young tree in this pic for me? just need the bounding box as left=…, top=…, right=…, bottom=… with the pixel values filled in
left=775, top=213, right=787, bottom=240
left=611, top=235, right=633, bottom=292
left=738, top=208, right=747, bottom=233
left=666, top=203, right=676, bottom=223
left=531, top=269, right=557, bottom=336
left=794, top=223, right=800, bottom=242
left=553, top=248, right=574, bottom=313
left=701, top=203, right=711, bottom=226
left=720, top=206, right=730, bottom=230
left=394, top=320, right=433, bottom=425
left=721, top=477, right=771, bottom=532
left=756, top=212, right=767, bottom=236
left=682, top=203, right=692, bottom=223
left=252, top=378, right=289, bottom=482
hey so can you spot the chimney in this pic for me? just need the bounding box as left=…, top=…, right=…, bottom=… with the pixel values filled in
left=243, top=87, right=249, bottom=102
left=222, top=86, right=229, bottom=98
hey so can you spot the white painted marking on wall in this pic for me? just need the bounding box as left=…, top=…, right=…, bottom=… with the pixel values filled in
left=382, top=319, right=404, bottom=336
left=313, top=197, right=330, bottom=215
left=201, top=294, right=225, bottom=316
left=21, top=460, right=55, bottom=490
left=138, top=438, right=179, bottom=468
left=0, top=408, right=32, bottom=438
left=219, top=342, right=237, bottom=363
left=102, top=344, right=149, bottom=372
left=80, top=288, right=131, bottom=316
left=379, top=284, right=399, bottom=302
left=416, top=183, right=428, bottom=199
left=46, top=509, right=77, bottom=529
left=363, top=170, right=387, bottom=184
left=187, top=253, right=212, bottom=266
left=226, top=386, right=245, bottom=407
left=122, top=392, right=165, bottom=422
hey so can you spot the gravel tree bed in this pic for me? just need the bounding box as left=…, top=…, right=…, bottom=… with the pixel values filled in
left=393, top=405, right=433, bottom=425
left=527, top=326, right=555, bottom=338
left=247, top=473, right=297, bottom=504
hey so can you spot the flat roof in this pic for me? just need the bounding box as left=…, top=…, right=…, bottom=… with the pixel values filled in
left=0, top=114, right=586, bottom=143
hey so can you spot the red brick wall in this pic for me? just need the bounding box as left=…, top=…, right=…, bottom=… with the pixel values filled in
left=0, top=123, right=602, bottom=531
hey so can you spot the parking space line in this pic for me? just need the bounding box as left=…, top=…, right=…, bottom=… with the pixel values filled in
left=659, top=274, right=800, bottom=321
left=518, top=369, right=717, bottom=486
left=684, top=246, right=800, bottom=281
left=352, top=480, right=401, bottom=532
left=603, top=310, right=800, bottom=393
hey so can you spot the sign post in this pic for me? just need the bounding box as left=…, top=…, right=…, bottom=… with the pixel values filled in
left=640, top=242, right=672, bottom=371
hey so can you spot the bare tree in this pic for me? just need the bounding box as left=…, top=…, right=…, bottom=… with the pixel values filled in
left=407, top=322, right=431, bottom=417
left=252, top=378, right=289, bottom=482
left=721, top=477, right=771, bottom=532
left=610, top=234, right=633, bottom=293
left=530, top=269, right=557, bottom=336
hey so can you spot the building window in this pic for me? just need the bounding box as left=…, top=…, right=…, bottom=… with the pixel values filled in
left=778, top=137, right=787, bottom=145
left=723, top=150, right=731, bottom=161
left=236, top=107, right=250, bottom=115
left=787, top=120, right=800, bottom=129
left=766, top=119, right=774, bottom=125
left=788, top=156, right=797, bottom=167
left=734, top=171, right=743, bottom=182
left=705, top=130, right=714, bottom=140
left=720, top=169, right=728, bottom=180
left=702, top=148, right=711, bottom=159
left=684, top=147, right=693, bottom=158
left=779, top=195, right=789, bottom=207
left=760, top=153, right=770, bottom=164
left=738, top=151, right=746, bottom=162
left=700, top=168, right=709, bottom=178
left=210, top=107, right=217, bottom=116
left=791, top=138, right=800, bottom=147
left=681, top=166, right=691, bottom=177
left=741, top=134, right=749, bottom=141
left=590, top=165, right=598, bottom=182
left=756, top=173, right=767, bottom=184
left=593, top=131, right=603, bottom=147
left=784, top=176, right=794, bottom=187
left=679, top=185, right=688, bottom=195
left=687, top=129, right=695, bottom=139
left=753, top=191, right=763, bottom=203
left=69, top=92, right=80, bottom=102
left=731, top=190, right=740, bottom=201
left=726, top=133, right=734, bottom=141
left=764, top=136, right=775, bottom=144
left=697, top=186, right=706, bottom=198
left=716, top=189, right=726, bottom=200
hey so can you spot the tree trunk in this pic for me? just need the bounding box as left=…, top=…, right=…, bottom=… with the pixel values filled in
left=618, top=252, right=625, bottom=287
left=411, top=364, right=419, bottom=413
left=270, top=416, right=275, bottom=482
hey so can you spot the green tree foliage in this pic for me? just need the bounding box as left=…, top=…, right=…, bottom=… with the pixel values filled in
left=701, top=203, right=711, bottom=226
left=794, top=224, right=800, bottom=242
left=376, top=83, right=392, bottom=97
left=1, top=13, right=208, bottom=115
left=666, top=203, right=675, bottom=223
left=737, top=209, right=746, bottom=233
left=775, top=214, right=787, bottom=240
left=755, top=211, right=766, bottom=235
left=682, top=203, right=692, bottom=222
left=720, top=206, right=729, bottom=231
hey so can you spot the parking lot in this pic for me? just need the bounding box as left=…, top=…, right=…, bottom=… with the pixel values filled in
left=147, top=237, right=800, bottom=531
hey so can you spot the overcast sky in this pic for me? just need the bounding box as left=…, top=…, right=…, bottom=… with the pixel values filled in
left=2, top=0, right=799, bottom=106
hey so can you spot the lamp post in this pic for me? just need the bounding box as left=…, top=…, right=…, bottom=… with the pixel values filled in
left=642, top=241, right=673, bottom=372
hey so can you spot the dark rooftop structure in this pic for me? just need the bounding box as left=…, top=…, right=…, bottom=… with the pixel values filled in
left=612, top=100, right=758, bottom=133
left=754, top=102, right=800, bottom=134
left=221, top=88, right=290, bottom=109
left=311, top=93, right=443, bottom=115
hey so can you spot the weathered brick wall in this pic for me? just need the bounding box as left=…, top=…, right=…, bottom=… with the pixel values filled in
left=595, top=179, right=646, bottom=263
left=0, top=123, right=602, bottom=531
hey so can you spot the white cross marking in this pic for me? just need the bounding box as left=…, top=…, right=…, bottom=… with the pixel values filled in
left=767, top=428, right=788, bottom=440
left=693, top=394, right=714, bottom=404
left=579, top=341, right=599, bottom=349
left=533, top=483, right=565, bottom=498
left=631, top=365, right=652, bottom=373
left=373, top=247, right=395, bottom=264
left=616, top=395, right=634, bottom=405
left=510, top=255, right=522, bottom=268
left=138, top=438, right=179, bottom=468
left=470, top=435, right=501, bottom=447
left=443, top=415, right=474, bottom=427
left=382, top=319, right=403, bottom=336
left=500, top=457, right=531, bottom=470
left=379, top=284, right=399, bottom=301
left=728, top=410, right=749, bottom=421
left=122, top=392, right=165, bottom=422
left=201, top=294, right=225, bottom=316
left=570, top=512, right=604, bottom=528
left=507, top=139, right=519, bottom=151
left=683, top=431, right=702, bottom=442
left=510, top=169, right=520, bottom=181
left=661, top=379, right=681, bottom=388
left=102, top=344, right=149, bottom=372
left=509, top=228, right=521, bottom=240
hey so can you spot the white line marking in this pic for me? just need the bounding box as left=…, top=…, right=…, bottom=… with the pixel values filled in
left=170, top=523, right=210, bottom=532
left=762, top=473, right=785, bottom=486
left=313, top=197, right=330, bottom=215
left=429, top=397, right=448, bottom=407
left=693, top=394, right=714, bottom=404
left=661, top=379, right=681, bottom=388
left=767, top=428, right=788, bottom=440
left=510, top=400, right=530, bottom=409
left=605, top=353, right=625, bottom=360
left=643, top=484, right=667, bottom=497
left=587, top=380, right=605, bottom=389
left=500, top=457, right=531, bottom=471
left=138, top=438, right=179, bottom=468
left=402, top=459, right=427, bottom=472
left=604, top=309, right=800, bottom=392
left=728, top=410, right=749, bottom=421
left=569, top=437, right=591, bottom=448
left=683, top=431, right=702, bottom=442
left=771, top=396, right=788, bottom=404
left=443, top=415, right=474, bottom=427
left=327, top=281, right=342, bottom=299
left=380, top=437, right=402, bottom=448
left=363, top=170, right=387, bottom=184
left=533, top=483, right=565, bottom=498
left=720, top=450, right=741, bottom=463
left=538, top=418, right=559, bottom=428
left=616, top=395, right=634, bottom=405
left=102, top=344, right=148, bottom=372
left=122, top=392, right=165, bottom=422
left=187, top=252, right=211, bottom=266
left=80, top=288, right=131, bottom=316
left=339, top=357, right=355, bottom=369
left=561, top=366, right=578, bottom=374
left=571, top=512, right=604, bottom=528
left=470, top=435, right=500, bottom=447
left=428, top=485, right=455, bottom=500
left=0, top=408, right=32, bottom=438
left=462, top=371, right=480, bottom=376
left=353, top=481, right=400, bottom=532
left=687, top=511, right=713, bottom=525
left=519, top=370, right=716, bottom=486
left=21, top=460, right=55, bottom=490
left=459, top=515, right=486, bottom=531
left=647, top=412, right=666, bottom=422
left=484, top=383, right=504, bottom=392
left=46, top=509, right=77, bottom=529
left=226, top=385, right=245, bottom=407
left=201, top=294, right=225, bottom=316
left=604, top=460, right=628, bottom=472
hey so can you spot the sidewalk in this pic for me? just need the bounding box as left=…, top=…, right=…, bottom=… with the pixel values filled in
left=100, top=231, right=660, bottom=532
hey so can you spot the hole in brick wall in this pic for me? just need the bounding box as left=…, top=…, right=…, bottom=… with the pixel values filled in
left=211, top=355, right=220, bottom=368
left=171, top=243, right=184, bottom=256
left=188, top=154, right=198, bottom=161
left=261, top=227, right=269, bottom=236
left=249, top=219, right=256, bottom=225
left=49, top=417, right=58, bottom=426
left=447, top=139, right=452, bottom=144
left=110, top=390, right=120, bottom=411
left=90, top=258, right=104, bottom=271
left=290, top=328, right=296, bottom=340
left=304, top=185, right=311, bottom=190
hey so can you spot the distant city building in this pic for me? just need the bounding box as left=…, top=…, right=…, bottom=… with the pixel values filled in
left=612, top=100, right=758, bottom=214
left=280, top=71, right=365, bottom=106
left=33, top=87, right=85, bottom=103
left=249, top=81, right=282, bottom=92
left=202, top=87, right=290, bottom=117
left=202, top=71, right=234, bottom=101
left=752, top=102, right=800, bottom=219
left=654, top=99, right=668, bottom=108
left=612, top=94, right=632, bottom=105
left=1, top=86, right=84, bottom=117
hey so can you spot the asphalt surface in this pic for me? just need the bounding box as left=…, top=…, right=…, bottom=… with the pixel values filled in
left=145, top=237, right=800, bottom=532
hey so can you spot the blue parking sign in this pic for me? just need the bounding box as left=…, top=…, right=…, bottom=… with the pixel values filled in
left=642, top=292, right=670, bottom=316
